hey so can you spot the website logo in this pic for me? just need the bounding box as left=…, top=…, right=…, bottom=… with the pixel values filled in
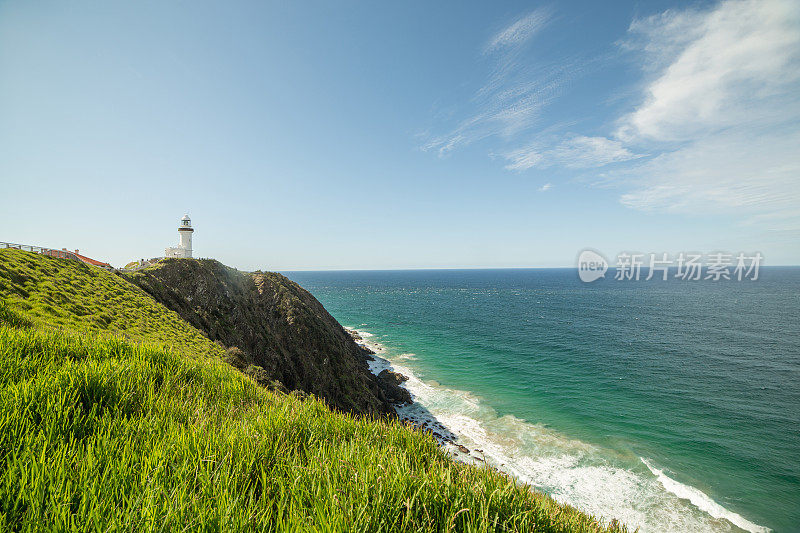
left=576, top=250, right=763, bottom=282
left=577, top=249, right=608, bottom=283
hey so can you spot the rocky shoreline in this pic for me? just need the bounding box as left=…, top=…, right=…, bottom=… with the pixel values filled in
left=345, top=328, right=488, bottom=465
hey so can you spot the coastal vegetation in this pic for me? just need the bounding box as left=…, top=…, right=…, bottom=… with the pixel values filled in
left=0, top=249, right=223, bottom=358
left=0, top=250, right=624, bottom=531
left=122, top=258, right=393, bottom=416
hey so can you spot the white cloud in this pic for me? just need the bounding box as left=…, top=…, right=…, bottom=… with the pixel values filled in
left=617, top=0, right=800, bottom=142
left=423, top=92, right=549, bottom=157
left=422, top=9, right=566, bottom=157
left=539, top=182, right=552, bottom=192
left=503, top=145, right=543, bottom=171
left=486, top=9, right=550, bottom=52
left=503, top=135, right=641, bottom=171
left=552, top=136, right=641, bottom=168
left=619, top=130, right=800, bottom=215
left=613, top=0, right=800, bottom=230
left=423, top=0, right=800, bottom=235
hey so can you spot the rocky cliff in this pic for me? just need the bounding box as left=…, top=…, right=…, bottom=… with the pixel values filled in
left=123, top=259, right=397, bottom=417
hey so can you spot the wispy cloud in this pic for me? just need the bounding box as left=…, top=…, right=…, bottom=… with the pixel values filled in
left=539, top=182, right=553, bottom=192
left=503, top=145, right=544, bottom=171
left=500, top=0, right=800, bottom=232
left=421, top=8, right=567, bottom=157
left=616, top=0, right=800, bottom=142
left=423, top=0, right=800, bottom=234
left=504, top=135, right=642, bottom=171
left=613, top=0, right=800, bottom=229
left=486, top=9, right=551, bottom=52
left=618, top=130, right=800, bottom=215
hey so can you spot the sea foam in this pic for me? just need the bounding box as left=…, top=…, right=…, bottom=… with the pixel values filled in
left=641, top=459, right=770, bottom=533
left=352, top=327, right=771, bottom=533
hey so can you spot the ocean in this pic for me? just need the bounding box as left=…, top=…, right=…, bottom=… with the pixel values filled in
left=283, top=268, right=800, bottom=532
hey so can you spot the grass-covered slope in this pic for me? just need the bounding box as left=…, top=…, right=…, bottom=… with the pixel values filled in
left=124, top=258, right=393, bottom=417
left=0, top=250, right=625, bottom=531
left=0, top=249, right=223, bottom=359
left=0, top=306, right=623, bottom=532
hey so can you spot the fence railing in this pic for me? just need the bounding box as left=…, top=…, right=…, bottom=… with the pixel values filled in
left=1, top=242, right=83, bottom=262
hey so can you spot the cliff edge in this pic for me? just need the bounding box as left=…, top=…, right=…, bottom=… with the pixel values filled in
left=124, top=258, right=395, bottom=417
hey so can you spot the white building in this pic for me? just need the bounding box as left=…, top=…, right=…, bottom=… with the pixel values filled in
left=164, top=214, right=194, bottom=258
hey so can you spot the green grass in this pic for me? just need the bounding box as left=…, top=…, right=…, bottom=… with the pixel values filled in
left=0, top=250, right=223, bottom=359
left=0, top=308, right=623, bottom=532
left=0, top=250, right=626, bottom=531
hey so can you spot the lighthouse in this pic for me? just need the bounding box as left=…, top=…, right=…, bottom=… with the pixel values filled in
left=164, top=214, right=194, bottom=258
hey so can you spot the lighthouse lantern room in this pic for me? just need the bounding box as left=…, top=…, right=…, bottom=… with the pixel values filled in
left=165, top=214, right=194, bottom=258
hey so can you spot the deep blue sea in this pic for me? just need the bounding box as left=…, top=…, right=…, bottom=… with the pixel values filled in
left=284, top=268, right=800, bottom=532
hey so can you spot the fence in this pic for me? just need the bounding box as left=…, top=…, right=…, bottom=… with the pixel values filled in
left=0, top=242, right=84, bottom=261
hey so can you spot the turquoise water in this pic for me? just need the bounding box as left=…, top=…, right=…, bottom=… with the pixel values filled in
left=284, top=268, right=800, bottom=532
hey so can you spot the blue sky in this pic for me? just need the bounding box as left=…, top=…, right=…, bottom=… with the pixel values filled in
left=1, top=0, right=798, bottom=269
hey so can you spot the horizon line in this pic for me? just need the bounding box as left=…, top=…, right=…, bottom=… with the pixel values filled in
left=276, top=264, right=800, bottom=272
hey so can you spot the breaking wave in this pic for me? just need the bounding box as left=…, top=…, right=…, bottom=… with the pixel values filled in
left=354, top=328, right=770, bottom=533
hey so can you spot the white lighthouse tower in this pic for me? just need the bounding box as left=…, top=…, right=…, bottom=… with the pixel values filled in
left=164, top=214, right=194, bottom=258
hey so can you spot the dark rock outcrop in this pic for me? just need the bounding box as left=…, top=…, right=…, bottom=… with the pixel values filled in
left=377, top=369, right=412, bottom=405
left=123, top=259, right=394, bottom=417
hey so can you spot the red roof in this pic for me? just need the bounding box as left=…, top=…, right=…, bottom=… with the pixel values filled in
left=72, top=251, right=112, bottom=268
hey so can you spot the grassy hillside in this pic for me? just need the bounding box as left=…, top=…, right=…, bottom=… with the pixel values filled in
left=0, top=249, right=223, bottom=359
left=0, top=250, right=625, bottom=531
left=123, top=258, right=394, bottom=416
